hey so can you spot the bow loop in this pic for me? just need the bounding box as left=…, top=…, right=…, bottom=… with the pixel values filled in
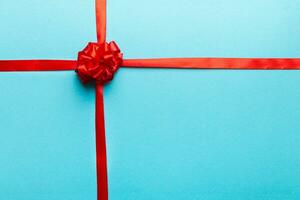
left=76, top=41, right=123, bottom=84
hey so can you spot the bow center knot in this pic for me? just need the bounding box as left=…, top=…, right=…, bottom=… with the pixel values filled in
left=76, top=41, right=123, bottom=84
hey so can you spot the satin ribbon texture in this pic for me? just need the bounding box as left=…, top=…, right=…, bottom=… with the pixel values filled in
left=76, top=42, right=123, bottom=84
left=1, top=0, right=300, bottom=200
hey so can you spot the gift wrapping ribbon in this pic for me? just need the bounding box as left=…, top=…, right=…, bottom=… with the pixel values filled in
left=1, top=0, right=300, bottom=199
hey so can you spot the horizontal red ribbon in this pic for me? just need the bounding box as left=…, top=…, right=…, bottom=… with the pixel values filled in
left=2, top=58, right=300, bottom=72
left=0, top=60, right=76, bottom=71
left=123, top=58, right=300, bottom=69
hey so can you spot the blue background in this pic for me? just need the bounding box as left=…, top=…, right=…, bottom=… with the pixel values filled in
left=0, top=0, right=300, bottom=199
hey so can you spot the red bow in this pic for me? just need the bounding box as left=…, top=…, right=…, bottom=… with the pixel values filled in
left=76, top=41, right=123, bottom=84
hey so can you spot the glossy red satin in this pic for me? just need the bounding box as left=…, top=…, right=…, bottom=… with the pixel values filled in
left=1, top=0, right=300, bottom=200
left=0, top=60, right=76, bottom=71
left=95, top=84, right=108, bottom=200
left=76, top=42, right=123, bottom=84
left=123, top=58, right=300, bottom=69
left=96, top=0, right=106, bottom=44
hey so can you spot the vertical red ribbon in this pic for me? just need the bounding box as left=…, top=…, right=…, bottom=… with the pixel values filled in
left=95, top=0, right=108, bottom=200
left=96, top=0, right=106, bottom=44
left=95, top=84, right=108, bottom=200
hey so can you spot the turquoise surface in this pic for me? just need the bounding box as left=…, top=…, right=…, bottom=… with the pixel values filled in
left=0, top=0, right=300, bottom=199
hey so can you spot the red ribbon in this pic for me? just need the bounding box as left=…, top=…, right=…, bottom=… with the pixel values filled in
left=123, top=58, right=300, bottom=69
left=1, top=0, right=300, bottom=199
left=0, top=60, right=76, bottom=71
left=76, top=42, right=123, bottom=84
